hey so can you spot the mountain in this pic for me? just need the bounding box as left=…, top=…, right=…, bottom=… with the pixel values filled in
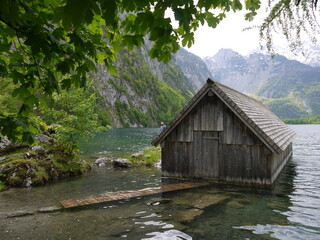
left=172, top=48, right=213, bottom=89
left=93, top=45, right=210, bottom=127
left=258, top=43, right=320, bottom=67
left=204, top=49, right=320, bottom=119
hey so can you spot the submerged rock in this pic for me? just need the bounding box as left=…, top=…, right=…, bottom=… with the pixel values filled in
left=227, top=200, right=244, bottom=208
left=112, top=158, right=132, bottom=168
left=178, top=208, right=204, bottom=222
left=193, top=194, right=229, bottom=209
left=6, top=210, right=34, bottom=218
left=38, top=206, right=62, bottom=213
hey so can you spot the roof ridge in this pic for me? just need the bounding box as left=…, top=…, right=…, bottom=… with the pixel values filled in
left=209, top=79, right=268, bottom=109
left=152, top=78, right=296, bottom=153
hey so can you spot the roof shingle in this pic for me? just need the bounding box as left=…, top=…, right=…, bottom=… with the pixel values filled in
left=152, top=78, right=296, bottom=153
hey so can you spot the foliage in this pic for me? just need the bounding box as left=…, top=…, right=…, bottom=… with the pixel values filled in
left=0, top=140, right=90, bottom=187
left=42, top=87, right=104, bottom=154
left=0, top=0, right=318, bottom=141
left=106, top=46, right=193, bottom=127
left=250, top=93, right=309, bottom=119
left=0, top=77, right=21, bottom=115
left=0, top=180, right=5, bottom=191
left=114, top=100, right=149, bottom=127
left=260, top=1, right=320, bottom=54
left=284, top=115, right=320, bottom=124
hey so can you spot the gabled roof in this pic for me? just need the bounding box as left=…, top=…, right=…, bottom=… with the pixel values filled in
left=152, top=78, right=296, bottom=154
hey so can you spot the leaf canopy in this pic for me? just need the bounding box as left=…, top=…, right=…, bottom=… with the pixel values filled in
left=0, top=0, right=319, bottom=143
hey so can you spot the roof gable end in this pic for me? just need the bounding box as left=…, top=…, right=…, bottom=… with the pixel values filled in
left=152, top=78, right=296, bottom=153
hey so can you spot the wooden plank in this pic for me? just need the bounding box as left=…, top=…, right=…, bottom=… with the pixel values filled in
left=60, top=182, right=210, bottom=208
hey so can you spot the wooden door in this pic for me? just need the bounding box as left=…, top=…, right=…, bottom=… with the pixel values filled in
left=193, top=131, right=219, bottom=178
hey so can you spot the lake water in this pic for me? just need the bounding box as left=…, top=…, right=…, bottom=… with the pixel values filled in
left=0, top=125, right=319, bottom=240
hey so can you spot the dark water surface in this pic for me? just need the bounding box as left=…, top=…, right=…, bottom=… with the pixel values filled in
left=0, top=125, right=319, bottom=239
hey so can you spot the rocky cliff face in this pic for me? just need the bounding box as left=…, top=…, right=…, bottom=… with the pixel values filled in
left=204, top=49, right=320, bottom=118
left=172, top=48, right=213, bottom=89
left=93, top=45, right=208, bottom=127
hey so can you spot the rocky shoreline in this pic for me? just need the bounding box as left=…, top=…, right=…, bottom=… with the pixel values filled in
left=0, top=136, right=161, bottom=190
left=0, top=135, right=91, bottom=189
left=93, top=146, right=161, bottom=169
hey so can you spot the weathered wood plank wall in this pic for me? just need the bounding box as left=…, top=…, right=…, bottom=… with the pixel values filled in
left=161, top=92, right=291, bottom=186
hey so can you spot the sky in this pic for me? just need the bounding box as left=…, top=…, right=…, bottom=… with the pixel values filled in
left=164, top=3, right=320, bottom=60
left=180, top=5, right=289, bottom=58
left=187, top=11, right=264, bottom=58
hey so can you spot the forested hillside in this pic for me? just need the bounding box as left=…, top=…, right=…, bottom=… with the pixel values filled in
left=93, top=45, right=197, bottom=127
left=204, top=49, right=320, bottom=119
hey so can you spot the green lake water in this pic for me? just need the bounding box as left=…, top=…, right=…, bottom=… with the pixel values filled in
left=0, top=125, right=320, bottom=239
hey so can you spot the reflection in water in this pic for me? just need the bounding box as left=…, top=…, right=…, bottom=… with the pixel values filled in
left=233, top=125, right=320, bottom=240
left=0, top=125, right=320, bottom=240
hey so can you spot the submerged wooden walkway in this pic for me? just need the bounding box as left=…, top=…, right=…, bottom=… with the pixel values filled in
left=60, top=182, right=209, bottom=208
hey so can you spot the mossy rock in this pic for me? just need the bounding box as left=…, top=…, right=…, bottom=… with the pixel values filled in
left=0, top=135, right=91, bottom=188
left=128, top=146, right=161, bottom=167
left=0, top=160, right=46, bottom=186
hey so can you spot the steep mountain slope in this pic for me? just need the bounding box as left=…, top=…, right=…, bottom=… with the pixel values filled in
left=93, top=46, right=202, bottom=127
left=204, top=49, right=320, bottom=118
left=172, top=48, right=213, bottom=89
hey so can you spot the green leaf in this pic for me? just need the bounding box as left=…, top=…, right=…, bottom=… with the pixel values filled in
left=57, top=60, right=71, bottom=74
left=101, top=0, right=117, bottom=26
left=80, top=76, right=87, bottom=89
left=181, top=32, right=194, bottom=48
left=232, top=0, right=243, bottom=11
left=245, top=12, right=257, bottom=21
left=0, top=65, right=8, bottom=77
left=63, top=0, right=92, bottom=29
left=122, top=35, right=144, bottom=49
left=61, top=79, right=72, bottom=90
left=0, top=43, right=11, bottom=53
left=107, top=64, right=117, bottom=75
left=12, top=87, right=31, bottom=99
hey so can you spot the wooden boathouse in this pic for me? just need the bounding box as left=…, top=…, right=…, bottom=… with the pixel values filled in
left=152, top=78, right=296, bottom=186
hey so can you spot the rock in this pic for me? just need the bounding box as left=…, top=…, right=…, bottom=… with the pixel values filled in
left=147, top=197, right=172, bottom=205
left=131, top=152, right=143, bottom=158
left=145, top=155, right=151, bottom=158
left=0, top=136, right=25, bottom=154
left=112, top=158, right=132, bottom=168
left=0, top=164, right=14, bottom=174
left=38, top=206, right=62, bottom=213
left=193, top=194, right=229, bottom=209
left=0, top=156, right=6, bottom=162
left=31, top=145, right=46, bottom=155
left=25, top=151, right=38, bottom=160
left=178, top=208, right=204, bottom=222
left=227, top=200, right=244, bottom=208
left=6, top=210, right=35, bottom=218
left=25, top=177, right=32, bottom=187
left=35, top=134, right=51, bottom=143
left=154, top=161, right=161, bottom=169
left=98, top=162, right=106, bottom=167
left=94, top=157, right=110, bottom=167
